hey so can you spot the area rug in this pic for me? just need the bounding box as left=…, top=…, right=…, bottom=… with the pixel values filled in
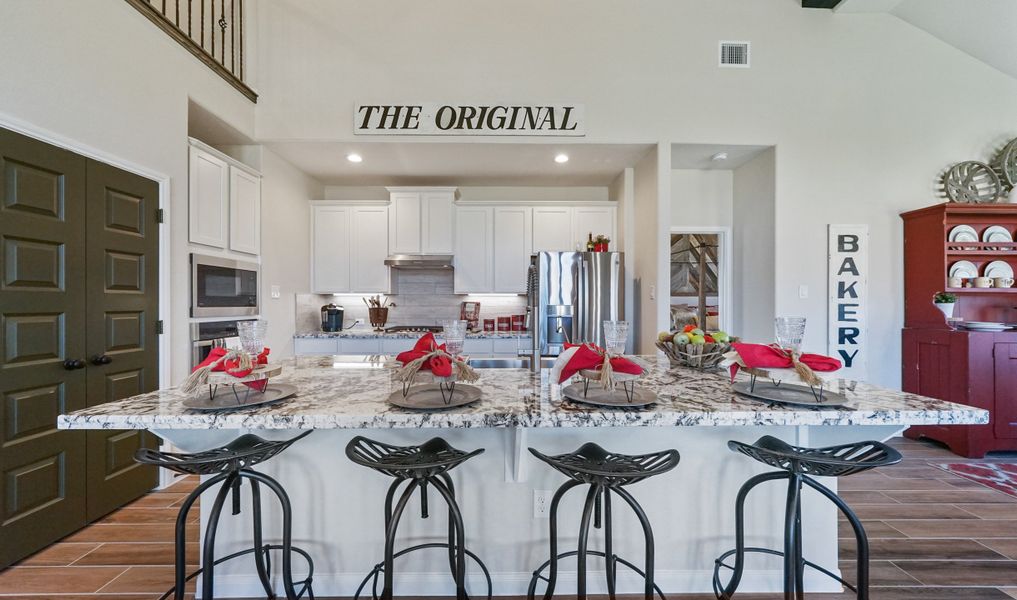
left=936, top=463, right=1017, bottom=498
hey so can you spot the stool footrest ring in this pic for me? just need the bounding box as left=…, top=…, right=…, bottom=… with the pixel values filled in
left=353, top=542, right=493, bottom=600
left=712, top=547, right=856, bottom=599
left=157, top=543, right=315, bottom=600
left=527, top=550, right=668, bottom=600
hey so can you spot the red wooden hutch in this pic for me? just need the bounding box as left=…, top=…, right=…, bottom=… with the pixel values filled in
left=901, top=202, right=1017, bottom=457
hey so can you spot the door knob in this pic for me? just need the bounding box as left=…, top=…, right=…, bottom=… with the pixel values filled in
left=63, top=359, right=86, bottom=370
left=91, top=355, right=113, bottom=366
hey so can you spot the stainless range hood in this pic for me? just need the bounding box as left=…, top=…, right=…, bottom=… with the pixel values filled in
left=384, top=254, right=455, bottom=269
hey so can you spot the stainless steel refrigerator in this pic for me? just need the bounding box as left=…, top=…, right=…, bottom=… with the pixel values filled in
left=526, top=251, right=624, bottom=356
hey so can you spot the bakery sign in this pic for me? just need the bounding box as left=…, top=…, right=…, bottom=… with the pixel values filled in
left=354, top=103, right=585, bottom=136
left=828, top=225, right=868, bottom=379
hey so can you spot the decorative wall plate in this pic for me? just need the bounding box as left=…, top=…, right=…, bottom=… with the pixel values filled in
left=944, top=161, right=1002, bottom=204
left=1000, top=138, right=1017, bottom=187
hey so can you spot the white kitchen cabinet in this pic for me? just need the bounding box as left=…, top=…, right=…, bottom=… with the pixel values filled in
left=492, top=338, right=523, bottom=356
left=341, top=338, right=382, bottom=354
left=350, top=206, right=390, bottom=293
left=311, top=205, right=351, bottom=293
left=454, top=206, right=494, bottom=293
left=381, top=338, right=409, bottom=355
left=228, top=166, right=261, bottom=255
left=387, top=188, right=456, bottom=254
left=463, top=339, right=493, bottom=356
left=532, top=206, right=575, bottom=251
left=493, top=206, right=533, bottom=293
left=294, top=338, right=339, bottom=355
left=573, top=206, right=616, bottom=251
left=188, top=145, right=229, bottom=249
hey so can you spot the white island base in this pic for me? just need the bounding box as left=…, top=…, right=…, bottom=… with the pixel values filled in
left=161, top=424, right=901, bottom=598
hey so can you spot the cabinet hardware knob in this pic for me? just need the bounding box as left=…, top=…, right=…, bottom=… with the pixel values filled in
left=91, top=355, right=113, bottom=366
left=63, top=359, right=86, bottom=370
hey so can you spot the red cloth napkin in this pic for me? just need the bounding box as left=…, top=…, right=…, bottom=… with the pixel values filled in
left=728, top=342, right=841, bottom=382
left=556, top=343, right=644, bottom=384
left=396, top=333, right=453, bottom=378
left=193, top=346, right=271, bottom=391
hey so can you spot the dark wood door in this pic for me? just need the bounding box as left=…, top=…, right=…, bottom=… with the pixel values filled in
left=0, top=129, right=88, bottom=567
left=994, top=343, right=1017, bottom=439
left=84, top=160, right=160, bottom=521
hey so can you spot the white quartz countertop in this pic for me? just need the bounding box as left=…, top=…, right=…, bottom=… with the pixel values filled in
left=58, top=355, right=987, bottom=431
left=294, top=327, right=530, bottom=339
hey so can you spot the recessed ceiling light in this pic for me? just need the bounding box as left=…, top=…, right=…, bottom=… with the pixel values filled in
left=711, top=152, right=729, bottom=162
left=347, top=153, right=363, bottom=163
left=554, top=153, right=569, bottom=164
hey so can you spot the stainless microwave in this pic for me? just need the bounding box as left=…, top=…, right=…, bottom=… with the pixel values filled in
left=190, top=254, right=260, bottom=317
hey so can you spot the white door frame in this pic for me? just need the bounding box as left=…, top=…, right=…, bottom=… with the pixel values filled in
left=668, top=226, right=732, bottom=333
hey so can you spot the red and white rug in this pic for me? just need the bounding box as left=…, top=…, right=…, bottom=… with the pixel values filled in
left=937, top=463, right=1017, bottom=498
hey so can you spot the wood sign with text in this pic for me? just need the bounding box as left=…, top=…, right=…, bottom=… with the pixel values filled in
left=828, top=225, right=868, bottom=379
left=354, top=103, right=585, bottom=136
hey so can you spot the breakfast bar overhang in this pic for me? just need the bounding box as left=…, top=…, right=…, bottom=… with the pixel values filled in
left=59, top=356, right=986, bottom=598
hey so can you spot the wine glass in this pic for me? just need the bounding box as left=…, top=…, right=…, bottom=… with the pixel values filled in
left=237, top=320, right=268, bottom=355
left=602, top=320, right=630, bottom=355
left=775, top=317, right=806, bottom=353
left=441, top=320, right=468, bottom=357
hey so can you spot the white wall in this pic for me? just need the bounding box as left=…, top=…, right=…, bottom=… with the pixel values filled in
left=0, top=0, right=257, bottom=385
left=253, top=0, right=1017, bottom=386
left=632, top=145, right=671, bottom=353
left=671, top=170, right=733, bottom=229
left=732, top=149, right=777, bottom=343
left=321, top=185, right=609, bottom=202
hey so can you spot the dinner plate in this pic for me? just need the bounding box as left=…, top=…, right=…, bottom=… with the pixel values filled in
left=949, top=225, right=978, bottom=242
left=983, top=226, right=1013, bottom=242
left=949, top=260, right=978, bottom=279
left=985, top=260, right=1014, bottom=279
left=183, top=383, right=297, bottom=411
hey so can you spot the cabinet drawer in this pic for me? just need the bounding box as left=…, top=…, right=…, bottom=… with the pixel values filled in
left=341, top=338, right=382, bottom=354
left=492, top=338, right=523, bottom=356
left=463, top=339, right=494, bottom=356
left=294, top=338, right=339, bottom=355
left=381, top=338, right=409, bottom=355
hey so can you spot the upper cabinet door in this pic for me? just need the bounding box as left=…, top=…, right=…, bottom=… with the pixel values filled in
left=493, top=206, right=533, bottom=293
left=573, top=206, right=616, bottom=251
left=532, top=206, right=574, bottom=251
left=351, top=206, right=390, bottom=293
left=311, top=205, right=351, bottom=293
left=454, top=206, right=494, bottom=293
left=188, top=146, right=229, bottom=249
left=389, top=192, right=422, bottom=254
left=228, top=166, right=261, bottom=255
left=421, top=192, right=454, bottom=254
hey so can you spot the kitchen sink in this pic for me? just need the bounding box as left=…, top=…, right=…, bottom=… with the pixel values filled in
left=468, top=357, right=556, bottom=369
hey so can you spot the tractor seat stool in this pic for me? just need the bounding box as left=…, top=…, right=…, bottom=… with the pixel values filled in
left=712, top=435, right=903, bottom=600
left=345, top=436, right=492, bottom=600
left=134, top=431, right=315, bottom=600
left=527, top=442, right=681, bottom=600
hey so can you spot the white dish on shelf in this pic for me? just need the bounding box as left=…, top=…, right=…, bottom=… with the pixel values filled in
left=949, top=260, right=979, bottom=279
left=949, top=225, right=978, bottom=242
left=985, top=260, right=1014, bottom=279
left=983, top=226, right=1013, bottom=251
left=958, top=321, right=1010, bottom=332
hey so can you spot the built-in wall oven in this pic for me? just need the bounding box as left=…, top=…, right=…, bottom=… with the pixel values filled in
left=191, top=254, right=260, bottom=317
left=190, top=320, right=249, bottom=368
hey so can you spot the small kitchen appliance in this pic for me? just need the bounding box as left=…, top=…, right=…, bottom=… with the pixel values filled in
left=321, top=304, right=344, bottom=332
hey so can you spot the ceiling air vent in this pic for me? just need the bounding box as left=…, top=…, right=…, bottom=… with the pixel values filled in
left=719, top=41, right=750, bottom=68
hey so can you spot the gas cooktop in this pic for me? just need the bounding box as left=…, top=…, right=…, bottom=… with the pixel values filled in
left=384, top=325, right=442, bottom=334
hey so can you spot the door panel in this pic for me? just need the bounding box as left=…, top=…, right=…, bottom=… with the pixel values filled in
left=0, top=128, right=87, bottom=567
left=85, top=160, right=159, bottom=521
left=994, top=343, right=1017, bottom=439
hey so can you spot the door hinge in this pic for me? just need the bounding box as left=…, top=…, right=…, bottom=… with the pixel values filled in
left=155, top=320, right=164, bottom=335
left=155, top=208, right=164, bottom=223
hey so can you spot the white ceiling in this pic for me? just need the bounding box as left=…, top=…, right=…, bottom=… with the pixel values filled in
left=264, top=141, right=654, bottom=186
left=837, top=0, right=1017, bottom=81
left=670, top=143, right=771, bottom=171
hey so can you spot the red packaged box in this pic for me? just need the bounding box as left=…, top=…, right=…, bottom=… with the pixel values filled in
left=511, top=314, right=525, bottom=331
left=497, top=316, right=511, bottom=332
left=483, top=319, right=495, bottom=332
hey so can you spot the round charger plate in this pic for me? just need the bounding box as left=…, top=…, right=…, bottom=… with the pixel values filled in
left=387, top=383, right=482, bottom=410
left=732, top=381, right=848, bottom=409
left=561, top=382, right=657, bottom=408
left=183, top=383, right=297, bottom=411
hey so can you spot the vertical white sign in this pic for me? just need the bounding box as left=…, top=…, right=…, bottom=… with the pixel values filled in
left=828, top=225, right=868, bottom=380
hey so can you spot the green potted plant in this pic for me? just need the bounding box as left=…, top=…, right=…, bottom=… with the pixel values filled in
left=593, top=234, right=610, bottom=252
left=933, top=291, right=957, bottom=319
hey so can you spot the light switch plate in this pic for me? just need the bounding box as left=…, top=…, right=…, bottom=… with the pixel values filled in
left=649, top=284, right=656, bottom=301
left=798, top=285, right=808, bottom=299
left=270, top=285, right=281, bottom=299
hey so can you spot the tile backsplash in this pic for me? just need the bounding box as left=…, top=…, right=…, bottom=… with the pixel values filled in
left=296, top=269, right=527, bottom=332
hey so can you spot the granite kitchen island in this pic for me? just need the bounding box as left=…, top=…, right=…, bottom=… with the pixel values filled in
left=59, top=355, right=986, bottom=598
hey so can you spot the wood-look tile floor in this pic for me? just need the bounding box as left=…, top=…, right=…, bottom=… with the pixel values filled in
left=2, top=437, right=1016, bottom=599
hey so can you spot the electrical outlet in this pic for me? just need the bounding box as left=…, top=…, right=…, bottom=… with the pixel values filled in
left=533, top=489, right=551, bottom=519
left=798, top=285, right=809, bottom=299
left=270, top=285, right=281, bottom=299
left=649, top=284, right=656, bottom=301
left=354, top=318, right=365, bottom=327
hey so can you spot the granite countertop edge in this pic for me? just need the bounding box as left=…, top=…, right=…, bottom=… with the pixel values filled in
left=295, top=329, right=532, bottom=339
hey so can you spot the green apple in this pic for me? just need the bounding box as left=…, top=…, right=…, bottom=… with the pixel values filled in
left=712, top=331, right=730, bottom=343
left=689, top=334, right=706, bottom=345
left=690, top=328, right=704, bottom=337
left=674, top=333, right=691, bottom=345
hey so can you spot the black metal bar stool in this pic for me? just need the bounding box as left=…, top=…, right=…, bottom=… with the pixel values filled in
left=134, top=432, right=315, bottom=600
left=527, top=442, right=680, bottom=600
left=712, top=435, right=902, bottom=600
left=345, top=436, right=492, bottom=600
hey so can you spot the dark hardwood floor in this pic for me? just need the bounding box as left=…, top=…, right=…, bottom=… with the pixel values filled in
left=1, top=437, right=1015, bottom=599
